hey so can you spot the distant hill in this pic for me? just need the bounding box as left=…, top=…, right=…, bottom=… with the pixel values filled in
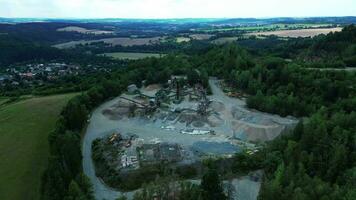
left=0, top=34, right=67, bottom=66
left=1, top=16, right=356, bottom=25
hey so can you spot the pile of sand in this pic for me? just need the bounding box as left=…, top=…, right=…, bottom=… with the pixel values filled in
left=231, top=120, right=285, bottom=142
left=102, top=100, right=136, bottom=120
left=145, top=84, right=161, bottom=91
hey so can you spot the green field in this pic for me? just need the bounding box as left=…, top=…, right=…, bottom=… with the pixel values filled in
left=101, top=52, right=165, bottom=60
left=176, top=37, right=191, bottom=43
left=0, top=93, right=77, bottom=200
left=0, top=97, right=9, bottom=106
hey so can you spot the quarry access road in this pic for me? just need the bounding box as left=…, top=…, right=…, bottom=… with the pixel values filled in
left=82, top=96, right=135, bottom=200
left=208, top=78, right=297, bottom=125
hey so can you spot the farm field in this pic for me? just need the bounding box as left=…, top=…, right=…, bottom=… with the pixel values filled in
left=211, top=37, right=239, bottom=45
left=0, top=93, right=77, bottom=200
left=101, top=52, right=165, bottom=60
left=176, top=37, right=191, bottom=43
left=246, top=27, right=342, bottom=38
left=196, top=23, right=333, bottom=32
left=189, top=33, right=214, bottom=40
left=57, top=26, right=114, bottom=35
left=54, top=37, right=164, bottom=49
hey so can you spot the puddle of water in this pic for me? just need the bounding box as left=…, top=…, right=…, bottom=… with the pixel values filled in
left=191, top=141, right=240, bottom=155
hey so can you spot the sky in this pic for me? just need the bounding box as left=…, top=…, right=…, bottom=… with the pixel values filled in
left=0, top=0, right=355, bottom=19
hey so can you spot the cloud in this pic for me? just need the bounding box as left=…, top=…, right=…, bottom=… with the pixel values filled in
left=0, top=0, right=355, bottom=18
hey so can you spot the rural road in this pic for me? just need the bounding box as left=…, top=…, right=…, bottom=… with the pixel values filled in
left=306, top=67, right=356, bottom=71
left=82, top=96, right=134, bottom=200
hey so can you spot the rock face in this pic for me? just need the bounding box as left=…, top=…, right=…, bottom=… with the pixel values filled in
left=229, top=106, right=298, bottom=142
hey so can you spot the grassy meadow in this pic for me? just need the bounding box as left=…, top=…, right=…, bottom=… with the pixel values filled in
left=176, top=37, right=191, bottom=43
left=0, top=97, right=9, bottom=106
left=0, top=93, right=77, bottom=200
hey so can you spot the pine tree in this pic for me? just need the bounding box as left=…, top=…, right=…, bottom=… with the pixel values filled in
left=201, top=169, right=227, bottom=200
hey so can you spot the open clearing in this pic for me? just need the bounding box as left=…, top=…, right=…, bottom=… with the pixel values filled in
left=0, top=93, right=77, bottom=200
left=57, top=26, right=114, bottom=35
left=53, top=37, right=164, bottom=49
left=246, top=27, right=342, bottom=38
left=101, top=52, right=165, bottom=60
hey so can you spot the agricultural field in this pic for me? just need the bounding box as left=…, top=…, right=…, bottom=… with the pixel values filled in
left=0, top=93, right=77, bottom=200
left=246, top=27, right=342, bottom=38
left=100, top=52, right=165, bottom=60
left=189, top=34, right=214, bottom=40
left=54, top=37, right=165, bottom=49
left=211, top=37, right=239, bottom=45
left=57, top=26, right=114, bottom=35
left=176, top=37, right=191, bottom=43
left=196, top=23, right=334, bottom=32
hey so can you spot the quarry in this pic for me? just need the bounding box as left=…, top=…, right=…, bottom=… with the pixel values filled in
left=83, top=76, right=298, bottom=199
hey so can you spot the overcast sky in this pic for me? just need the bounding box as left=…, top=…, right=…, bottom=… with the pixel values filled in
left=0, top=0, right=355, bottom=19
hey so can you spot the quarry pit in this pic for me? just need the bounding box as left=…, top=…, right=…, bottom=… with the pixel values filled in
left=83, top=77, right=298, bottom=200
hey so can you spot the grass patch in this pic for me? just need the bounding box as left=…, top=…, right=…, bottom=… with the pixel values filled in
left=176, top=37, right=191, bottom=43
left=0, top=97, right=9, bottom=106
left=0, top=93, right=78, bottom=200
left=101, top=52, right=165, bottom=60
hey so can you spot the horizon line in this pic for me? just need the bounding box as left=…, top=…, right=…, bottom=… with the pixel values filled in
left=1, top=16, right=356, bottom=20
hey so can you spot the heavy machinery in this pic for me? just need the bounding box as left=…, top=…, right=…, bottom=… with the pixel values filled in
left=119, top=96, right=158, bottom=114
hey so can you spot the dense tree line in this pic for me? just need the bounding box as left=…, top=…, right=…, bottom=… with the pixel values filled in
left=0, top=33, right=128, bottom=67
left=238, top=26, right=356, bottom=68
left=257, top=110, right=356, bottom=199
left=122, top=165, right=226, bottom=200
left=0, top=34, right=67, bottom=66
left=241, top=62, right=356, bottom=117
left=192, top=36, right=356, bottom=117
left=41, top=75, right=128, bottom=199
left=0, top=22, right=116, bottom=44
left=193, top=29, right=356, bottom=199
